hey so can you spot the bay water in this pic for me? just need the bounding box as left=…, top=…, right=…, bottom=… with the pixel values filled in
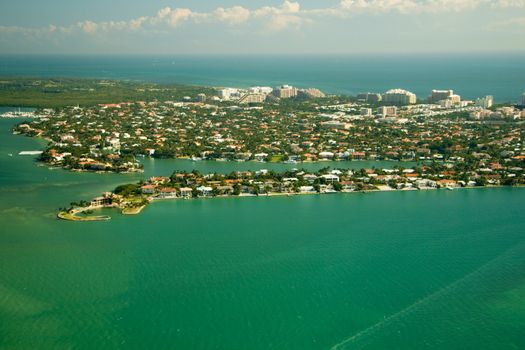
left=1, top=112, right=525, bottom=349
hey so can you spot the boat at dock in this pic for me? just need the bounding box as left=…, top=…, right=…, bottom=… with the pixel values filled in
left=0, top=110, right=37, bottom=119
left=18, top=151, right=43, bottom=156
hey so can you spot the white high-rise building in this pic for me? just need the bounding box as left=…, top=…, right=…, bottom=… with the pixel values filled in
left=378, top=106, right=398, bottom=117
left=357, top=92, right=382, bottom=103
left=299, top=88, right=326, bottom=98
left=249, top=86, right=273, bottom=95
left=430, top=90, right=453, bottom=102
left=476, top=96, right=494, bottom=109
left=273, top=85, right=298, bottom=99
left=383, top=89, right=417, bottom=105
left=360, top=108, right=373, bottom=116
left=238, top=93, right=267, bottom=104
left=219, top=88, right=239, bottom=101
left=429, top=90, right=461, bottom=104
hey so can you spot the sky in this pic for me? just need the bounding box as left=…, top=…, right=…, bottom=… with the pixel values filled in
left=0, top=0, right=524, bottom=55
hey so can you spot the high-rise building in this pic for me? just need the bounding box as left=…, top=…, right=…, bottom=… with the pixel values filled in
left=430, top=89, right=453, bottom=102
left=360, top=108, right=373, bottom=116
left=249, top=86, right=273, bottom=94
left=377, top=106, right=398, bottom=117
left=273, top=85, right=298, bottom=99
left=298, top=88, right=326, bottom=98
left=522, top=92, right=525, bottom=106
left=357, top=92, right=382, bottom=103
left=196, top=93, right=207, bottom=102
left=219, top=88, right=239, bottom=101
left=476, top=96, right=494, bottom=109
left=383, top=89, right=417, bottom=105
left=238, top=93, right=267, bottom=104
left=429, top=90, right=461, bottom=104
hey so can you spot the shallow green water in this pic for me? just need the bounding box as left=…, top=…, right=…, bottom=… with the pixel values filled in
left=1, top=116, right=525, bottom=350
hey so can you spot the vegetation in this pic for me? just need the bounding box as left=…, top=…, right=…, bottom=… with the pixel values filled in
left=0, top=77, right=216, bottom=108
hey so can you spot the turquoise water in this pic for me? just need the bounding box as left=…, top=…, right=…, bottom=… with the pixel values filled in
left=1, top=114, right=525, bottom=349
left=1, top=54, right=525, bottom=102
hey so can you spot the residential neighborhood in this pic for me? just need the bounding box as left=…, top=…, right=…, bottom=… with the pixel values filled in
left=11, top=84, right=525, bottom=175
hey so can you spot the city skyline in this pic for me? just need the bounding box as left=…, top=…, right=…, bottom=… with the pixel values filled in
left=1, top=0, right=525, bottom=55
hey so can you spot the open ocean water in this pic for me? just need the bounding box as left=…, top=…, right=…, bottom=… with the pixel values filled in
left=1, top=113, right=525, bottom=349
left=1, top=54, right=524, bottom=102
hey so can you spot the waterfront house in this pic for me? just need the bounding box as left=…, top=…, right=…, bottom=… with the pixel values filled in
left=437, top=179, right=458, bottom=188
left=216, top=186, right=234, bottom=195
left=254, top=153, right=268, bottom=161
left=352, top=152, right=366, bottom=160
left=197, top=186, right=213, bottom=197
left=299, top=186, right=316, bottom=193
left=416, top=179, right=437, bottom=189
left=303, top=174, right=318, bottom=183
left=158, top=187, right=177, bottom=199
left=180, top=187, right=193, bottom=199
left=90, top=193, right=113, bottom=207
left=150, top=177, right=170, bottom=185
left=319, top=151, right=335, bottom=160
left=302, top=153, right=318, bottom=161
left=340, top=181, right=355, bottom=192
left=141, top=185, right=156, bottom=194
left=321, top=174, right=340, bottom=183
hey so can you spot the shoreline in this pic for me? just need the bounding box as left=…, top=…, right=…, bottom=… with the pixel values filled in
left=59, top=185, right=515, bottom=222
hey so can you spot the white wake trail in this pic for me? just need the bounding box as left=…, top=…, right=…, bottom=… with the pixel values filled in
left=330, top=241, right=525, bottom=350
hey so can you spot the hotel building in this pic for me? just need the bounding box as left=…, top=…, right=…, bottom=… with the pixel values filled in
left=382, top=89, right=417, bottom=105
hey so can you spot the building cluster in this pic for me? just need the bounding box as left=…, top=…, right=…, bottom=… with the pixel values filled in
left=357, top=88, right=417, bottom=105
left=219, top=84, right=325, bottom=104
left=469, top=105, right=525, bottom=120
left=125, top=160, right=525, bottom=202
left=13, top=85, right=525, bottom=175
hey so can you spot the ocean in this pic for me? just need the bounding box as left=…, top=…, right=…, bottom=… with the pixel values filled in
left=1, top=54, right=525, bottom=102
left=1, top=114, right=525, bottom=349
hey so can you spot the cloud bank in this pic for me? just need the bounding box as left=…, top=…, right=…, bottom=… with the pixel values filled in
left=1, top=0, right=524, bottom=37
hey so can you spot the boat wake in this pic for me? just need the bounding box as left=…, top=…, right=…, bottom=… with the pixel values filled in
left=330, top=240, right=525, bottom=350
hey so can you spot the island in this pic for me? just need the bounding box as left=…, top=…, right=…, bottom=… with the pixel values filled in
left=58, top=164, right=524, bottom=221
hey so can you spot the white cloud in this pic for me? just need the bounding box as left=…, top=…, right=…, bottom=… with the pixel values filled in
left=168, top=8, right=194, bottom=27
left=253, top=1, right=305, bottom=30
left=493, top=0, right=525, bottom=8
left=80, top=20, right=98, bottom=33
left=2, top=0, right=525, bottom=38
left=214, top=6, right=251, bottom=24
left=338, top=0, right=484, bottom=14
left=129, top=16, right=148, bottom=30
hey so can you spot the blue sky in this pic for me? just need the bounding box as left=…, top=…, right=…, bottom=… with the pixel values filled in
left=1, top=0, right=524, bottom=54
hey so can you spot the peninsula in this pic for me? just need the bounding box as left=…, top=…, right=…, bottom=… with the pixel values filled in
left=58, top=164, right=524, bottom=221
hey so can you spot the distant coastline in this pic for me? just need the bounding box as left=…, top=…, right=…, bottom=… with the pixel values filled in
left=2, top=54, right=525, bottom=102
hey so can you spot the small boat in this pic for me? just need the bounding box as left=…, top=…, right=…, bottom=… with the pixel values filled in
left=8, top=153, right=13, bottom=157
left=446, top=186, right=454, bottom=191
